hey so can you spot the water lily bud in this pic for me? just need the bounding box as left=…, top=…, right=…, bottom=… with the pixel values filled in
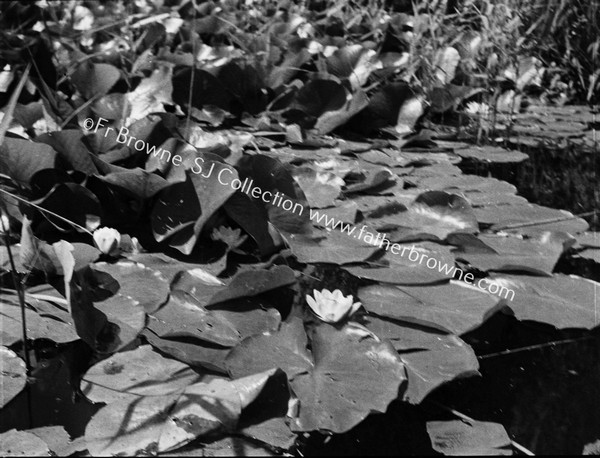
left=0, top=212, right=9, bottom=234
left=305, top=288, right=362, bottom=324
left=93, top=227, right=121, bottom=256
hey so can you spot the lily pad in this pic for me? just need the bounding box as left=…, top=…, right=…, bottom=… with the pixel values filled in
left=0, top=296, right=78, bottom=345
left=487, top=274, right=600, bottom=329
left=450, top=232, right=568, bottom=276
left=362, top=316, right=479, bottom=403
left=0, top=429, right=50, bottom=457
left=0, top=138, right=58, bottom=185
left=364, top=191, right=479, bottom=242
left=84, top=370, right=276, bottom=455
left=226, top=319, right=406, bottom=433
left=0, top=347, right=27, bottom=408
left=92, top=261, right=170, bottom=314
left=285, top=228, right=380, bottom=265
left=343, top=242, right=456, bottom=285
left=81, top=345, right=201, bottom=404
left=454, top=145, right=528, bottom=164
left=292, top=166, right=344, bottom=208
left=358, top=281, right=503, bottom=335
left=427, top=420, right=512, bottom=455
left=474, top=204, right=589, bottom=234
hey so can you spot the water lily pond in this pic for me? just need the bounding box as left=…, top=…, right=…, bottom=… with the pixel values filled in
left=0, top=0, right=599, bottom=456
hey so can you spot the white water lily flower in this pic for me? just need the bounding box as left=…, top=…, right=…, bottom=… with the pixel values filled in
left=465, top=101, right=490, bottom=118
left=315, top=171, right=345, bottom=188
left=306, top=289, right=362, bottom=324
left=93, top=227, right=121, bottom=256
left=0, top=212, right=10, bottom=234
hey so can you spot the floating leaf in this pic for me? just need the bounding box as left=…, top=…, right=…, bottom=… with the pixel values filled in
left=453, top=145, right=528, bottom=164
left=81, top=345, right=201, bottom=404
left=574, top=232, right=600, bottom=249
left=285, top=228, right=380, bottom=265
left=396, top=95, right=425, bottom=134
left=71, top=62, right=121, bottom=99
left=236, top=155, right=311, bottom=234
left=355, top=82, right=416, bottom=132
left=36, top=130, right=98, bottom=174
left=127, top=65, right=173, bottom=124
left=0, top=293, right=78, bottom=345
left=434, top=47, right=461, bottom=85
left=206, top=265, right=296, bottom=307
left=27, top=426, right=82, bottom=456
left=314, top=90, right=370, bottom=135
left=92, top=261, right=170, bottom=314
left=84, top=370, right=276, bottom=455
left=0, top=347, right=26, bottom=408
left=450, top=232, right=568, bottom=276
left=0, top=429, right=50, bottom=457
left=358, top=281, right=502, bottom=335
left=362, top=316, right=479, bottom=403
left=100, top=168, right=171, bottom=198
left=427, top=420, right=512, bottom=455
left=344, top=168, right=396, bottom=195
left=172, top=265, right=295, bottom=308
left=285, top=80, right=347, bottom=125
left=144, top=329, right=231, bottom=374
left=0, top=137, right=57, bottom=184
left=148, top=292, right=242, bottom=347
left=365, top=191, right=479, bottom=242
left=227, top=319, right=406, bottom=433
left=343, top=242, right=456, bottom=285
left=487, top=274, right=600, bottom=329
left=326, top=45, right=376, bottom=89
left=474, top=203, right=589, bottom=234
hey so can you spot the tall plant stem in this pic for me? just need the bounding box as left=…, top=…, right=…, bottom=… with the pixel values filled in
left=0, top=207, right=31, bottom=372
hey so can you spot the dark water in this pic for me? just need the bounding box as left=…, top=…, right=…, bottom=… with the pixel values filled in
left=0, top=340, right=100, bottom=438
left=460, top=142, right=600, bottom=231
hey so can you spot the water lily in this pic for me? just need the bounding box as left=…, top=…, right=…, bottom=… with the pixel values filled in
left=0, top=212, right=10, bottom=235
left=306, top=289, right=362, bottom=324
left=93, top=227, right=121, bottom=256
left=465, top=101, right=490, bottom=118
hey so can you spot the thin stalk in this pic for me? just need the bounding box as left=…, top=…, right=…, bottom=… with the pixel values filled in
left=493, top=210, right=597, bottom=231
left=0, top=188, right=93, bottom=236
left=478, top=336, right=593, bottom=360
left=0, top=208, right=31, bottom=372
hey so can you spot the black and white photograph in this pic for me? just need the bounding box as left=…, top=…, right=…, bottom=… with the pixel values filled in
left=0, top=0, right=598, bottom=455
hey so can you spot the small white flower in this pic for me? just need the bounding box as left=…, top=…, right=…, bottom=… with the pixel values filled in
left=297, top=23, right=314, bottom=39
left=315, top=171, right=345, bottom=188
left=306, top=289, right=362, bottom=324
left=323, top=46, right=339, bottom=58
left=465, top=101, right=490, bottom=117
left=313, top=159, right=338, bottom=170
left=93, top=227, right=121, bottom=256
left=0, top=213, right=10, bottom=234
left=307, top=41, right=323, bottom=55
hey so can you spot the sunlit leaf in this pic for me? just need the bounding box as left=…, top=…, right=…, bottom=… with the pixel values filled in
left=0, top=347, right=26, bottom=408
left=427, top=420, right=512, bottom=455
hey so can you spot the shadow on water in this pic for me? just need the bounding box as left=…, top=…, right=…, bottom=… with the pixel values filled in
left=0, top=340, right=101, bottom=438
left=459, top=141, right=599, bottom=231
